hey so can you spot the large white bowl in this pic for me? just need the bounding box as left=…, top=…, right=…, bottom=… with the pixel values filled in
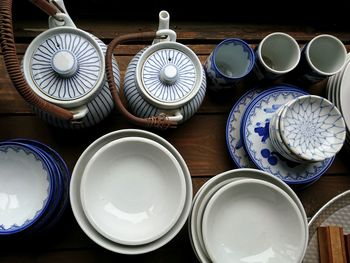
left=80, top=137, right=186, bottom=245
left=188, top=168, right=308, bottom=263
left=70, top=129, right=192, bottom=254
left=202, top=178, right=307, bottom=263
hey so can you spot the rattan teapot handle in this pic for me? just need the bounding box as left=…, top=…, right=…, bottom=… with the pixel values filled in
left=0, top=0, right=74, bottom=120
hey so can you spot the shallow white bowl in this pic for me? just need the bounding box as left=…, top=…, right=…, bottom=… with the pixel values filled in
left=202, top=178, right=307, bottom=263
left=70, top=129, right=193, bottom=254
left=280, top=95, right=346, bottom=161
left=80, top=136, right=186, bottom=245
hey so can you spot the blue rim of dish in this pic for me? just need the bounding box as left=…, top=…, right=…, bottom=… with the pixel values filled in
left=8, top=139, right=71, bottom=233
left=240, top=85, right=335, bottom=184
left=225, top=88, right=262, bottom=167
left=212, top=38, right=255, bottom=80
left=0, top=141, right=55, bottom=234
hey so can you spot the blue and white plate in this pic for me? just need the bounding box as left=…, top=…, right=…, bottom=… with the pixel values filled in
left=241, top=86, right=335, bottom=184
left=226, top=88, right=263, bottom=167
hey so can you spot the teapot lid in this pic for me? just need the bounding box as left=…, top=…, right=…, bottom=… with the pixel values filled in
left=136, top=41, right=202, bottom=109
left=23, top=27, right=105, bottom=108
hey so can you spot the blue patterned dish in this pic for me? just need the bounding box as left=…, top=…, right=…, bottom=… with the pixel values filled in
left=226, top=88, right=263, bottom=168
left=0, top=143, right=54, bottom=234
left=241, top=87, right=335, bottom=184
left=280, top=95, right=346, bottom=162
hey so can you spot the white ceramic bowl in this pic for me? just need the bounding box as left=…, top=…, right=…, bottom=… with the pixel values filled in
left=188, top=168, right=308, bottom=263
left=202, top=178, right=307, bottom=263
left=80, top=136, right=186, bottom=245
left=70, top=130, right=193, bottom=254
left=0, top=144, right=53, bottom=234
left=280, top=95, right=346, bottom=161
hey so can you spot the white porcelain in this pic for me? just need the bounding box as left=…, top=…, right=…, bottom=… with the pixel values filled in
left=298, top=34, right=347, bottom=83
left=202, top=178, right=307, bottom=263
left=254, top=32, right=300, bottom=80
left=70, top=129, right=192, bottom=254
left=124, top=11, right=206, bottom=124
left=188, top=168, right=308, bottom=263
left=242, top=87, right=334, bottom=184
left=226, top=88, right=263, bottom=168
left=204, top=38, right=255, bottom=90
left=280, top=95, right=346, bottom=161
left=80, top=137, right=186, bottom=245
left=0, top=144, right=52, bottom=234
left=22, top=8, right=120, bottom=128
left=195, top=177, right=242, bottom=258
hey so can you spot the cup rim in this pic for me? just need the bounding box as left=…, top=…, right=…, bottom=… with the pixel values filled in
left=212, top=38, right=255, bottom=80
left=305, top=34, right=347, bottom=76
left=257, top=32, right=301, bottom=74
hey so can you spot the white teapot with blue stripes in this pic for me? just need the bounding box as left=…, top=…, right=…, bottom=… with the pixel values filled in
left=20, top=0, right=120, bottom=129
left=122, top=11, right=206, bottom=125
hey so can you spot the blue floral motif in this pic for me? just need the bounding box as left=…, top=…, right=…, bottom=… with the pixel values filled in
left=261, top=148, right=278, bottom=165
left=254, top=119, right=270, bottom=143
left=260, top=148, right=299, bottom=168
left=263, top=104, right=283, bottom=113
left=235, top=138, right=243, bottom=150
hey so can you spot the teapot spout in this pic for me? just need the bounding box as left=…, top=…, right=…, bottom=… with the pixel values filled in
left=158, top=10, right=170, bottom=31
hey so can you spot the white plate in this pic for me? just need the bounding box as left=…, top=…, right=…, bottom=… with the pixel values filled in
left=80, top=137, right=186, bottom=245
left=303, top=190, right=350, bottom=262
left=70, top=129, right=192, bottom=254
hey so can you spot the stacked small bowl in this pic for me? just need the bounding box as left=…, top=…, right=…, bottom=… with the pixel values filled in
left=327, top=53, right=350, bottom=150
left=0, top=139, right=70, bottom=236
left=70, top=129, right=192, bottom=254
left=269, top=95, right=346, bottom=163
left=189, top=168, right=309, bottom=263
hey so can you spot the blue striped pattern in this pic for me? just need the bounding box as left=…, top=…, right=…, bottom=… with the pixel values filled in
left=33, top=36, right=120, bottom=129
left=124, top=48, right=206, bottom=123
left=31, top=33, right=102, bottom=100
left=142, top=49, right=196, bottom=102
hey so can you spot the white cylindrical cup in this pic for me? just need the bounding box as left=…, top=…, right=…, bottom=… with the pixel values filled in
left=296, top=34, right=347, bottom=84
left=254, top=32, right=300, bottom=80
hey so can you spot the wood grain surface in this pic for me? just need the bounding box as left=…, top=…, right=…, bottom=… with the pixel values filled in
left=0, top=19, right=349, bottom=262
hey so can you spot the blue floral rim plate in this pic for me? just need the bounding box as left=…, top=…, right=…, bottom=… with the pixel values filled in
left=241, top=85, right=335, bottom=185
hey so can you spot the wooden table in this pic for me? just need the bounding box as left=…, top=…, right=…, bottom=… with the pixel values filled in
left=0, top=18, right=350, bottom=262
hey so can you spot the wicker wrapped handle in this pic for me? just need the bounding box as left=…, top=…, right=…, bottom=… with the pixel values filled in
left=0, top=0, right=73, bottom=120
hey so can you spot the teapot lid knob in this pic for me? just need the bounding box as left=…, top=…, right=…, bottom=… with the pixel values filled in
left=159, top=64, right=178, bottom=85
left=51, top=50, right=78, bottom=77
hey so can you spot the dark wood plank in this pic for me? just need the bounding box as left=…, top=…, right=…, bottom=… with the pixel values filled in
left=0, top=115, right=347, bottom=177
left=13, top=20, right=350, bottom=43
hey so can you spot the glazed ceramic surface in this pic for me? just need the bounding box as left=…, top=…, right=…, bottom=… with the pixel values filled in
left=188, top=168, right=308, bottom=263
left=23, top=12, right=120, bottom=129
left=241, top=87, right=334, bottom=184
left=280, top=95, right=346, bottom=161
left=202, top=178, right=307, bottom=263
left=70, top=129, right=192, bottom=254
left=303, top=190, right=350, bottom=262
left=226, top=88, right=263, bottom=168
left=0, top=144, right=52, bottom=234
left=123, top=11, right=206, bottom=124
left=204, top=38, right=255, bottom=90
left=80, top=137, right=186, bottom=245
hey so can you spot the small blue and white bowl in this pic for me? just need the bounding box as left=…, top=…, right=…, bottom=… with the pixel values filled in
left=0, top=143, right=54, bottom=235
left=279, top=95, right=346, bottom=162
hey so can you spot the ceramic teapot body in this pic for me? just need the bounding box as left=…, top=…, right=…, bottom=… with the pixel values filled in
left=123, top=11, right=206, bottom=124
left=22, top=3, right=120, bottom=129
